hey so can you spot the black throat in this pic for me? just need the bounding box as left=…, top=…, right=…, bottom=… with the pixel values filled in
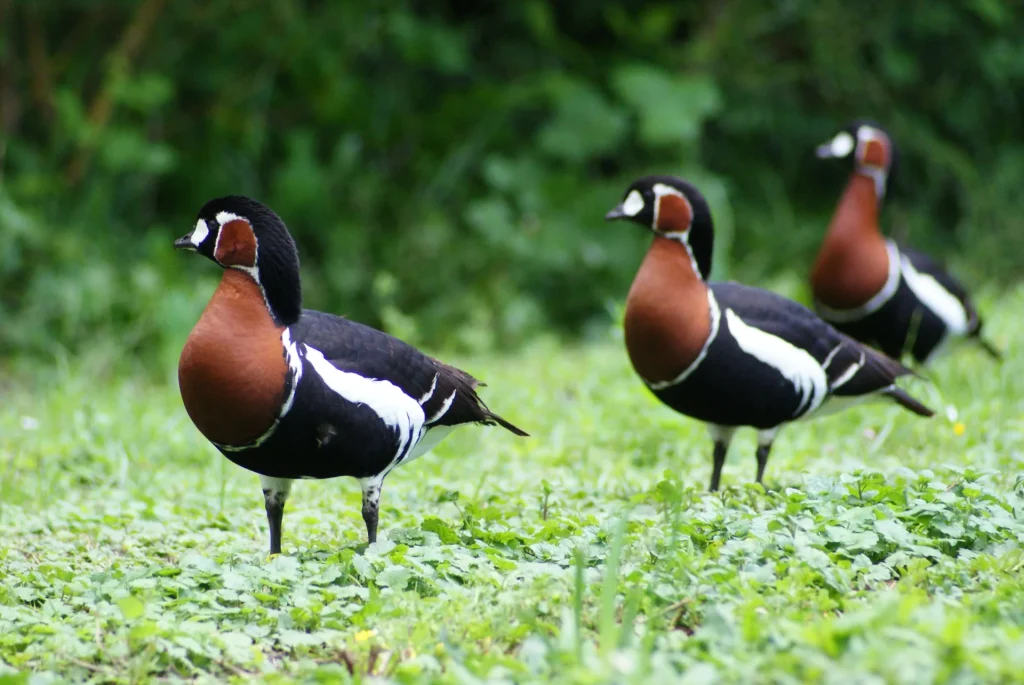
left=685, top=225, right=714, bottom=281
left=680, top=185, right=714, bottom=281
left=254, top=237, right=302, bottom=326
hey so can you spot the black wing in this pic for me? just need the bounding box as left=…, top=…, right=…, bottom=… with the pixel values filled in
left=711, top=282, right=932, bottom=416
left=289, top=310, right=527, bottom=435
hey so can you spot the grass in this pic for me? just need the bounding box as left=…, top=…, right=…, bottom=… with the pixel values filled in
left=1, top=284, right=1022, bottom=684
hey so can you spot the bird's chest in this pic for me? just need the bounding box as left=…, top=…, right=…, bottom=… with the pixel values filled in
left=815, top=233, right=891, bottom=306
left=813, top=178, right=891, bottom=308
left=624, top=258, right=711, bottom=386
left=178, top=273, right=289, bottom=447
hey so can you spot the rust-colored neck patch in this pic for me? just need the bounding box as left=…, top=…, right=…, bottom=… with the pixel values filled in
left=215, top=219, right=258, bottom=268
left=859, top=137, right=890, bottom=169
left=624, top=236, right=711, bottom=385
left=656, top=193, right=693, bottom=234
left=810, top=174, right=891, bottom=309
left=178, top=269, right=288, bottom=447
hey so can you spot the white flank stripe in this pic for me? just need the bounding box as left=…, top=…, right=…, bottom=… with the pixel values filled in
left=648, top=290, right=722, bottom=390
left=190, top=219, right=209, bottom=246
left=426, top=390, right=456, bottom=424
left=418, top=374, right=438, bottom=405
left=815, top=240, right=901, bottom=323
left=304, top=345, right=426, bottom=466
left=898, top=253, right=969, bottom=336
left=829, top=351, right=864, bottom=391
left=821, top=344, right=843, bottom=370
left=724, top=309, right=828, bottom=417
left=279, top=329, right=304, bottom=418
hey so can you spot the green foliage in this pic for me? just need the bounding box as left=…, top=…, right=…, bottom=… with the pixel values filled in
left=1, top=2, right=1021, bottom=361
left=0, top=286, right=1021, bottom=682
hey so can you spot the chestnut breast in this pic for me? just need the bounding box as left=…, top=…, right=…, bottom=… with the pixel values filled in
left=178, top=269, right=289, bottom=446
left=624, top=236, right=711, bottom=385
left=811, top=174, right=891, bottom=309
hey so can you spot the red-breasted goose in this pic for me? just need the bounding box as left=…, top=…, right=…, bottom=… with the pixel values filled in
left=812, top=120, right=1001, bottom=364
left=606, top=175, right=933, bottom=490
left=175, top=196, right=527, bottom=553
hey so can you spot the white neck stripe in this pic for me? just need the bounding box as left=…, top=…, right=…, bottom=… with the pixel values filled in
left=215, top=328, right=304, bottom=453
left=646, top=289, right=721, bottom=390
left=856, top=165, right=888, bottom=202
left=661, top=231, right=703, bottom=279
left=814, top=240, right=901, bottom=322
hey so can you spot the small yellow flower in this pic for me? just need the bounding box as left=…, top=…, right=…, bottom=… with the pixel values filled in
left=953, top=422, right=966, bottom=436
left=354, top=629, right=376, bottom=642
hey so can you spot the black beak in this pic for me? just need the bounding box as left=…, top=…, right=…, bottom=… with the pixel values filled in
left=815, top=143, right=836, bottom=159
left=605, top=204, right=627, bottom=221
left=173, top=234, right=195, bottom=250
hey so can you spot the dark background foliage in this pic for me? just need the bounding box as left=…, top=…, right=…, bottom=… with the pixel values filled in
left=1, top=0, right=1021, bottom=367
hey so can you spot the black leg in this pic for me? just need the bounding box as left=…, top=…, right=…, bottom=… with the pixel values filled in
left=264, top=494, right=284, bottom=554
left=360, top=477, right=383, bottom=544
left=707, top=426, right=735, bottom=492
left=260, top=476, right=293, bottom=555
left=755, top=442, right=773, bottom=485
left=710, top=441, right=728, bottom=492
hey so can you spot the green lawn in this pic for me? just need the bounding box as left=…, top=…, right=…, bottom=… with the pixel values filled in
left=1, top=286, right=1022, bottom=684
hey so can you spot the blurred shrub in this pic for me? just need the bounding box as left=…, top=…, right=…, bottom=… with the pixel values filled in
left=0, top=1, right=1021, bottom=367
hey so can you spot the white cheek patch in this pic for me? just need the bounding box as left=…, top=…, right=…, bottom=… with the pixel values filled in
left=621, top=190, right=645, bottom=217
left=190, top=219, right=209, bottom=246
left=828, top=131, right=855, bottom=158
